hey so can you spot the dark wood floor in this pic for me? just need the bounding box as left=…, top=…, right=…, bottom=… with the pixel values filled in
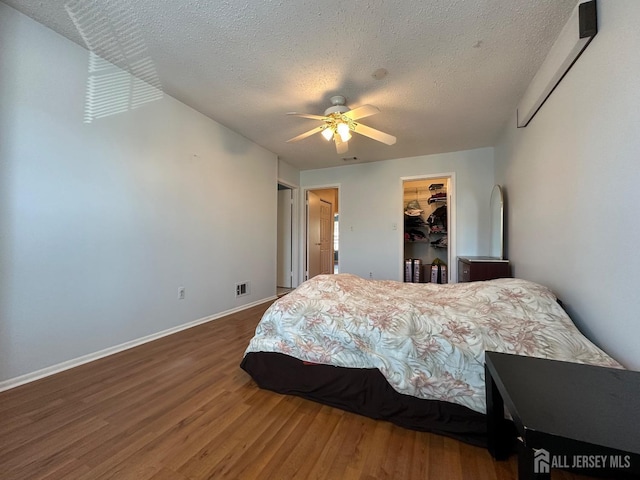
left=0, top=301, right=597, bottom=480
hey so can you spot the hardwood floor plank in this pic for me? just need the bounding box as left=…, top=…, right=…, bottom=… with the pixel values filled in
left=0, top=416, right=107, bottom=479
left=355, top=420, right=397, bottom=480
left=0, top=300, right=599, bottom=480
left=147, top=467, right=189, bottom=480
left=73, top=431, right=161, bottom=479
left=38, top=458, right=92, bottom=480
left=157, top=391, right=257, bottom=472
left=0, top=398, right=97, bottom=455
left=76, top=390, right=253, bottom=473
left=379, top=425, right=418, bottom=479
left=224, top=396, right=322, bottom=479
left=173, top=392, right=293, bottom=478
left=459, top=440, right=499, bottom=480
left=267, top=404, right=345, bottom=480
left=302, top=409, right=353, bottom=480
left=408, top=430, right=431, bottom=479
left=339, top=414, right=384, bottom=479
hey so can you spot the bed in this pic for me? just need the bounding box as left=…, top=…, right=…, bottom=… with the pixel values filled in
left=240, top=274, right=621, bottom=446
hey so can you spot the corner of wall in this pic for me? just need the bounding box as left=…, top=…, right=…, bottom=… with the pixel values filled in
left=278, top=159, right=301, bottom=187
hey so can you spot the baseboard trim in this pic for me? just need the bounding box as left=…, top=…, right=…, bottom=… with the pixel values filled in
left=0, top=296, right=276, bottom=393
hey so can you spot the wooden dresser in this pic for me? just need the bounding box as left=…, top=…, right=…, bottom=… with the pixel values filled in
left=458, top=256, right=510, bottom=282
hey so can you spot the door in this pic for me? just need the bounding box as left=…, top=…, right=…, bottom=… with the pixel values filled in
left=307, top=188, right=337, bottom=280
left=319, top=200, right=333, bottom=275
left=277, top=187, right=293, bottom=287
left=307, top=191, right=322, bottom=279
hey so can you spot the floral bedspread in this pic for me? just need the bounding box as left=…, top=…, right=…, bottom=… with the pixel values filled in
left=244, top=274, right=621, bottom=413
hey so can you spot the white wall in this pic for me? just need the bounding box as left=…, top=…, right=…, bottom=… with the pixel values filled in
left=0, top=4, right=277, bottom=384
left=301, top=148, right=495, bottom=282
left=495, top=0, right=640, bottom=369
left=277, top=159, right=300, bottom=187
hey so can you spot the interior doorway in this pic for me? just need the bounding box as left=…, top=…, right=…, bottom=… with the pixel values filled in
left=305, top=187, right=339, bottom=280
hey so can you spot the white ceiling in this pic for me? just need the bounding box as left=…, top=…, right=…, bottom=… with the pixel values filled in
left=3, top=0, right=578, bottom=170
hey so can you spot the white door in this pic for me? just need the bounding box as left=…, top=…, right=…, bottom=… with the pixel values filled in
left=307, top=191, right=333, bottom=280
left=277, top=188, right=293, bottom=288
left=319, top=200, right=333, bottom=275
left=307, top=191, right=322, bottom=279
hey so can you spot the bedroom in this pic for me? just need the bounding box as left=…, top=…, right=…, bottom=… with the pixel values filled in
left=1, top=0, right=639, bottom=478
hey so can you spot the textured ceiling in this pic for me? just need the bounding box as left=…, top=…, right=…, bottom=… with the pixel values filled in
left=3, top=0, right=579, bottom=170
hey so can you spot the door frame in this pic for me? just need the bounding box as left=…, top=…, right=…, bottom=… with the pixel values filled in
left=277, top=185, right=293, bottom=288
left=277, top=179, right=300, bottom=288
left=301, top=184, right=340, bottom=282
left=400, top=173, right=457, bottom=282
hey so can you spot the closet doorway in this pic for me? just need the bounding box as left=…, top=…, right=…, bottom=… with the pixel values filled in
left=402, top=175, right=455, bottom=283
left=305, top=187, right=339, bottom=280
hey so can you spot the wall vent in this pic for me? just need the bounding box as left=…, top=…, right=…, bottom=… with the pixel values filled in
left=235, top=282, right=250, bottom=297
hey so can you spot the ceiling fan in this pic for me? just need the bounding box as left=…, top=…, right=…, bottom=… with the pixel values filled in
left=286, top=95, right=397, bottom=154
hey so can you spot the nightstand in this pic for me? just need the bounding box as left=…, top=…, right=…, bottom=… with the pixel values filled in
left=485, top=352, right=640, bottom=479
left=458, top=256, right=510, bottom=282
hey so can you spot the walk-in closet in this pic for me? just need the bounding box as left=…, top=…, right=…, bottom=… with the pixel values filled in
left=403, top=178, right=449, bottom=283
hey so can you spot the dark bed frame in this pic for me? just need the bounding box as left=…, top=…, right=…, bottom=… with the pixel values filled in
left=241, top=351, right=490, bottom=447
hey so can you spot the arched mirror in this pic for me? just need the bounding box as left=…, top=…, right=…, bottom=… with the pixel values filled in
left=489, top=185, right=504, bottom=259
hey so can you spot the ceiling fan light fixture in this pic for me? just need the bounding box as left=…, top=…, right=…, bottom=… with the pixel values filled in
left=286, top=95, right=396, bottom=153
left=321, top=127, right=334, bottom=141
left=337, top=122, right=351, bottom=142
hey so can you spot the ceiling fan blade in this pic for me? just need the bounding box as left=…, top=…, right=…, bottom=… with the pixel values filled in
left=286, top=125, right=326, bottom=143
left=334, top=135, right=349, bottom=154
left=353, top=122, right=397, bottom=145
left=286, top=112, right=328, bottom=121
left=343, top=104, right=380, bottom=120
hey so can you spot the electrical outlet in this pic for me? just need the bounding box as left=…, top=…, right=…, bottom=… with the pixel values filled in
left=178, top=287, right=185, bottom=300
left=369, top=272, right=373, bottom=279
